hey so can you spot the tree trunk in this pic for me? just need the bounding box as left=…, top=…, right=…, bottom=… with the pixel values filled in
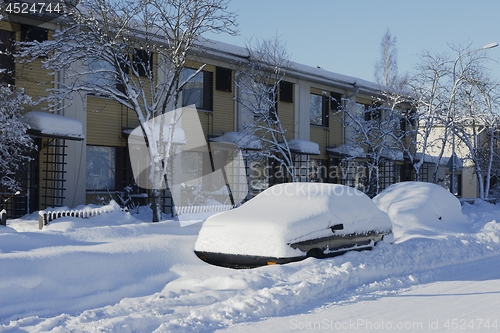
left=151, top=189, right=162, bottom=222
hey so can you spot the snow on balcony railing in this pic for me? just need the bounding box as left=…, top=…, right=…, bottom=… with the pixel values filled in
left=173, top=204, right=235, bottom=216
left=38, top=202, right=118, bottom=230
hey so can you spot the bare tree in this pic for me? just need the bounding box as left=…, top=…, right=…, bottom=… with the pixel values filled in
left=374, top=29, right=401, bottom=88
left=17, top=0, right=237, bottom=221
left=451, top=47, right=500, bottom=199
left=340, top=94, right=410, bottom=196
left=406, top=43, right=499, bottom=198
left=405, top=50, right=451, bottom=182
left=235, top=36, right=296, bottom=184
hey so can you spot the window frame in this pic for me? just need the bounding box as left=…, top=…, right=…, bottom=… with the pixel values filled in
left=310, top=93, right=329, bottom=127
left=181, top=68, right=213, bottom=111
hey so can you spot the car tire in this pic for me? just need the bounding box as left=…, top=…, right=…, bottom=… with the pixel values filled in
left=306, top=248, right=324, bottom=259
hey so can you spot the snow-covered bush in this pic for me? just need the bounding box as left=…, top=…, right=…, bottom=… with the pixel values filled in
left=0, top=86, right=35, bottom=192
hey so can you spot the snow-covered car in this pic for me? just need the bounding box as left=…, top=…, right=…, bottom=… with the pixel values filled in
left=373, top=181, right=471, bottom=240
left=194, top=183, right=393, bottom=268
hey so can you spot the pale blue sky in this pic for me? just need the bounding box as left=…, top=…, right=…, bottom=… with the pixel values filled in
left=204, top=0, right=500, bottom=82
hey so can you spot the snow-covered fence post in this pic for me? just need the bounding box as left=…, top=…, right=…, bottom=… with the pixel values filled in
left=38, top=211, right=47, bottom=230
left=0, top=209, right=6, bottom=226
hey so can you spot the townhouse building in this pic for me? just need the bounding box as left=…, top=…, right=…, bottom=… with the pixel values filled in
left=1, top=11, right=436, bottom=218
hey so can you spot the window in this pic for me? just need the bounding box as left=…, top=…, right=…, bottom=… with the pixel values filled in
left=215, top=66, right=232, bottom=92
left=310, top=93, right=328, bottom=126
left=279, top=81, right=293, bottom=103
left=0, top=30, right=15, bottom=85
left=86, top=146, right=116, bottom=190
left=360, top=103, right=381, bottom=121
left=181, top=68, right=213, bottom=111
left=87, top=57, right=127, bottom=94
left=21, top=25, right=48, bottom=42
left=132, top=49, right=153, bottom=76
left=87, top=58, right=116, bottom=88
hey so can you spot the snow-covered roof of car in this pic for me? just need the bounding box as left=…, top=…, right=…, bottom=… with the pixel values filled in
left=195, top=183, right=392, bottom=258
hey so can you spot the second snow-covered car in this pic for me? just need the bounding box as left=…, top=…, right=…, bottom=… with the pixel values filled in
left=194, top=183, right=393, bottom=268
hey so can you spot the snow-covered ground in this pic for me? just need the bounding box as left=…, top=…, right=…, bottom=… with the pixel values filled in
left=1, top=194, right=500, bottom=332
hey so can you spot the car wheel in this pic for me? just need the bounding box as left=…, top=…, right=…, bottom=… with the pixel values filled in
left=306, top=248, right=324, bottom=259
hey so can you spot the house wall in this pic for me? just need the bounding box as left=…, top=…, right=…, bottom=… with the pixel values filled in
left=5, top=14, right=445, bottom=212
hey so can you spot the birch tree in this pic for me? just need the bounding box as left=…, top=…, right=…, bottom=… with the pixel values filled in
left=16, top=0, right=237, bottom=222
left=374, top=28, right=407, bottom=89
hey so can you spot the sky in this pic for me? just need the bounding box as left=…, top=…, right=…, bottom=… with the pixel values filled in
left=203, top=0, right=500, bottom=83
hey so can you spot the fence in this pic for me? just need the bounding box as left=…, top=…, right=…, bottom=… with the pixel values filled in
left=173, top=204, right=236, bottom=216
left=38, top=204, right=116, bottom=230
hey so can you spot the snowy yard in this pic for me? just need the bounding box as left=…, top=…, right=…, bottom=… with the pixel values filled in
left=1, top=190, right=500, bottom=332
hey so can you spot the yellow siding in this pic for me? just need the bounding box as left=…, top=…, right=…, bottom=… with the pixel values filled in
left=87, top=96, right=128, bottom=147
left=0, top=22, right=52, bottom=107
left=310, top=126, right=328, bottom=159
left=329, top=112, right=343, bottom=146
left=278, top=100, right=294, bottom=141
left=213, top=88, right=234, bottom=135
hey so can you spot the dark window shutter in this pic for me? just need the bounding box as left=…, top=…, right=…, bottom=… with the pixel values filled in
left=133, top=49, right=153, bottom=76
left=279, top=81, right=293, bottom=103
left=21, top=25, right=48, bottom=42
left=330, top=92, right=341, bottom=111
left=0, top=30, right=15, bottom=85
left=215, top=66, right=232, bottom=92
left=203, top=71, right=213, bottom=111
left=364, top=110, right=371, bottom=121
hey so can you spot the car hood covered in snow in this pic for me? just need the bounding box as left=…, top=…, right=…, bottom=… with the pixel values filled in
left=194, top=183, right=393, bottom=258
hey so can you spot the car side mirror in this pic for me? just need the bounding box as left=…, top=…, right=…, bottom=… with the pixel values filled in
left=330, top=224, right=344, bottom=232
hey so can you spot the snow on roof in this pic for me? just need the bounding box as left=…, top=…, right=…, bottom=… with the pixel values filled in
left=379, top=148, right=404, bottom=161
left=287, top=139, right=320, bottom=155
left=327, top=145, right=365, bottom=158
left=210, top=132, right=262, bottom=150
left=195, top=183, right=392, bottom=258
left=198, top=38, right=387, bottom=95
left=24, top=111, right=84, bottom=141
